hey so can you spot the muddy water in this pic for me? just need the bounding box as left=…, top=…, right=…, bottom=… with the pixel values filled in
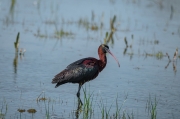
left=0, top=0, right=180, bottom=119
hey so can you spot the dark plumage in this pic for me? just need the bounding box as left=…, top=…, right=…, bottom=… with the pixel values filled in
left=52, top=44, right=120, bottom=104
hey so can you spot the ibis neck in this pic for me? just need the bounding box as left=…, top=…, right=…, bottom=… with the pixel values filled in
left=98, top=51, right=107, bottom=72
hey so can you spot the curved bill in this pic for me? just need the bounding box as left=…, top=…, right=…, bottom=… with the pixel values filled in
left=104, top=47, right=120, bottom=67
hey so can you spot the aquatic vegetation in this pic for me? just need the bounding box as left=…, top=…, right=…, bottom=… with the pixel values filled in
left=78, top=18, right=89, bottom=30
left=74, top=86, right=133, bottom=119
left=34, top=33, right=48, bottom=38
left=91, top=24, right=98, bottom=31
left=10, top=0, right=16, bottom=13
left=124, top=37, right=128, bottom=47
left=17, top=109, right=25, bottom=113
left=146, top=94, right=158, bottom=119
left=82, top=87, right=94, bottom=119
left=104, top=15, right=117, bottom=45
left=34, top=28, right=75, bottom=39
left=14, top=32, right=20, bottom=52
left=27, top=109, right=37, bottom=113
left=173, top=48, right=178, bottom=60
left=54, top=29, right=74, bottom=39
left=97, top=93, right=131, bottom=119
left=166, top=53, right=171, bottom=62
left=78, top=18, right=99, bottom=31
left=74, top=86, right=94, bottom=119
left=155, top=51, right=163, bottom=59
left=127, top=52, right=134, bottom=56
left=39, top=97, right=48, bottom=101
left=44, top=100, right=50, bottom=119
left=6, top=0, right=16, bottom=23
left=98, top=98, right=113, bottom=119
left=37, top=92, right=48, bottom=102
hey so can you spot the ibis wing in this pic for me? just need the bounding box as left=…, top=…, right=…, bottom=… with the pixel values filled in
left=66, top=57, right=94, bottom=69
left=52, top=57, right=99, bottom=88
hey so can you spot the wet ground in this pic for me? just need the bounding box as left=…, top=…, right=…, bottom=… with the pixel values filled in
left=0, top=0, right=180, bottom=119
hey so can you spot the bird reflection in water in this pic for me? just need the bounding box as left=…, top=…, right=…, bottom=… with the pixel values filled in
left=75, top=98, right=82, bottom=119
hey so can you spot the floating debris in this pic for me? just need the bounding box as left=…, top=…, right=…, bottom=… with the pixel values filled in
left=27, top=109, right=37, bottom=113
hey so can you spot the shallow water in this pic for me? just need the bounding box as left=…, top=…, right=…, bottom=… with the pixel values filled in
left=0, top=0, right=180, bottom=119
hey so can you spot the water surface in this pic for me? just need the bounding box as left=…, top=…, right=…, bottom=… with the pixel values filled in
left=0, top=0, right=180, bottom=119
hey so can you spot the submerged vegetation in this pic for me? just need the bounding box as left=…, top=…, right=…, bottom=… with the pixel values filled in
left=34, top=29, right=75, bottom=39
left=54, top=29, right=74, bottom=39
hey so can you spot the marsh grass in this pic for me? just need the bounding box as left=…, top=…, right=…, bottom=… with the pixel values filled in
left=104, top=15, right=117, bottom=45
left=34, top=28, right=74, bottom=39
left=14, top=32, right=20, bottom=53
left=98, top=97, right=113, bottom=119
left=44, top=100, right=51, bottom=119
left=81, top=87, right=94, bottom=119
left=146, top=94, right=158, bottom=119
left=54, top=29, right=74, bottom=39
left=76, top=87, right=136, bottom=119
left=36, top=92, right=48, bottom=102
left=36, top=92, right=55, bottom=118
left=78, top=18, right=99, bottom=31
left=97, top=93, right=132, bottom=119
left=113, top=94, right=128, bottom=119
left=75, top=86, right=94, bottom=119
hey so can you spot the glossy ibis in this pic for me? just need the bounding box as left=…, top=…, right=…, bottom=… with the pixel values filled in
left=52, top=44, right=120, bottom=104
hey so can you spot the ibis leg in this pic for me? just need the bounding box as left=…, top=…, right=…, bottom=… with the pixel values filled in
left=77, top=84, right=83, bottom=105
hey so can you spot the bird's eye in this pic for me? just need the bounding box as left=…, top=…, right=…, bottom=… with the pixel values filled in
left=104, top=45, right=109, bottom=49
